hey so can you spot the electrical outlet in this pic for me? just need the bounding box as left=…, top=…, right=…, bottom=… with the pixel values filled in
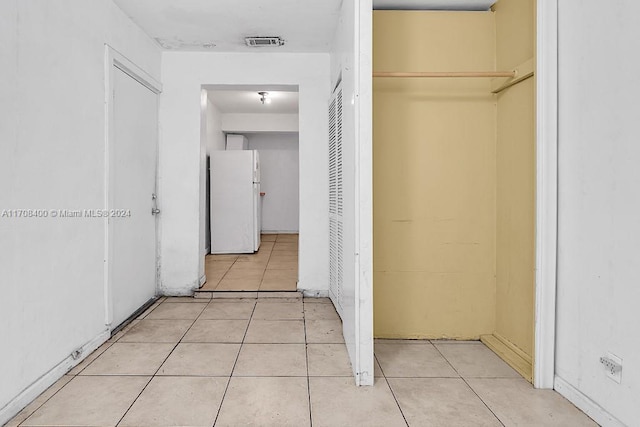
left=600, top=353, right=622, bottom=383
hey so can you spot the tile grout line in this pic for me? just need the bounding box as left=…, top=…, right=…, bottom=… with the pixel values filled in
left=76, top=374, right=233, bottom=378
left=431, top=342, right=506, bottom=427
left=375, top=354, right=409, bottom=427
left=257, top=237, right=275, bottom=292
left=206, top=252, right=240, bottom=291
left=212, top=299, right=258, bottom=426
left=262, top=233, right=299, bottom=292
left=213, top=255, right=236, bottom=290
left=303, top=300, right=313, bottom=427
left=114, top=302, right=205, bottom=426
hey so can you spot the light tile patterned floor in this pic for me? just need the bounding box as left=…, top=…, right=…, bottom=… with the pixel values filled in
left=8, top=296, right=597, bottom=427
left=201, top=234, right=298, bottom=292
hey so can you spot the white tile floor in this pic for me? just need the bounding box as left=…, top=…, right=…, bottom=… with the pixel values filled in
left=200, top=234, right=298, bottom=292
left=7, top=296, right=598, bottom=427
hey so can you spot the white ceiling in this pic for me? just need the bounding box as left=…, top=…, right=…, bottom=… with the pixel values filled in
left=112, top=0, right=343, bottom=52
left=113, top=1, right=497, bottom=52
left=207, top=87, right=299, bottom=114
left=373, top=0, right=497, bottom=10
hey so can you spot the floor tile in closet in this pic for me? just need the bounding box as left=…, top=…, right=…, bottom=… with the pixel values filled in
left=434, top=342, right=521, bottom=378
left=375, top=341, right=458, bottom=378
left=388, top=378, right=502, bottom=426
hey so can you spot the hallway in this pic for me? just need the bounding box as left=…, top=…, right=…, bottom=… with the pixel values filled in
left=7, top=296, right=595, bottom=427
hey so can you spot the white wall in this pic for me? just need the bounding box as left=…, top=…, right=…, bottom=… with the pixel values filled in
left=555, top=2, right=640, bottom=425
left=248, top=133, right=300, bottom=233
left=160, top=52, right=330, bottom=295
left=206, top=98, right=226, bottom=152
left=0, top=0, right=160, bottom=423
left=198, top=92, right=226, bottom=279
left=222, top=113, right=299, bottom=133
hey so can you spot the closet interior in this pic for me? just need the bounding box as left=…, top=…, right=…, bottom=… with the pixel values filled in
left=372, top=0, right=536, bottom=381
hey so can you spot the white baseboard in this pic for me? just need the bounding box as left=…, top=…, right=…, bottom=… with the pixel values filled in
left=158, top=280, right=199, bottom=296
left=0, top=330, right=110, bottom=426
left=199, top=274, right=206, bottom=287
left=554, top=376, right=626, bottom=427
left=301, top=289, right=329, bottom=298
left=159, top=288, right=196, bottom=296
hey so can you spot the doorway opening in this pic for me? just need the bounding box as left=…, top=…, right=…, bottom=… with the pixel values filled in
left=197, top=85, right=300, bottom=293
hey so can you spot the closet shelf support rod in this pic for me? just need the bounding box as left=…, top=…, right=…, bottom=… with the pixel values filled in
left=373, top=71, right=516, bottom=78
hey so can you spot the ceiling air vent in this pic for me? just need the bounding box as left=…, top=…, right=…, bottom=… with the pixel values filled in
left=245, top=36, right=285, bottom=47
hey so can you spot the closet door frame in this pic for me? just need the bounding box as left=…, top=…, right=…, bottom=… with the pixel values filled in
left=534, top=0, right=559, bottom=389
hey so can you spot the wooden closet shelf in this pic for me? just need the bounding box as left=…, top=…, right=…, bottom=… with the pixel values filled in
left=373, top=71, right=517, bottom=78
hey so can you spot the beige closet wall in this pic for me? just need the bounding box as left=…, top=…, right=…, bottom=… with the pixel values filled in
left=491, top=0, right=536, bottom=374
left=373, top=12, right=497, bottom=339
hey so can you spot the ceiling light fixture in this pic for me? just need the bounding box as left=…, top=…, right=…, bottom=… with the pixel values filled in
left=258, top=91, right=272, bottom=105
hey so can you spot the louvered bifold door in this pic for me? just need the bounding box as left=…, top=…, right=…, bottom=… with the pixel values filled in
left=328, top=85, right=344, bottom=316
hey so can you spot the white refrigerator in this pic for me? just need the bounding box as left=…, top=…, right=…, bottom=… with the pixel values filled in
left=210, top=150, right=261, bottom=253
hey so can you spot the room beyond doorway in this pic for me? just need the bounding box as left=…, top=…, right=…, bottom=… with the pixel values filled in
left=199, top=84, right=301, bottom=294
left=200, top=234, right=298, bottom=292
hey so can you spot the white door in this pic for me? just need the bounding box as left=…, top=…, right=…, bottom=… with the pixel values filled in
left=109, top=65, right=158, bottom=328
left=328, top=87, right=344, bottom=314
left=329, top=82, right=374, bottom=386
